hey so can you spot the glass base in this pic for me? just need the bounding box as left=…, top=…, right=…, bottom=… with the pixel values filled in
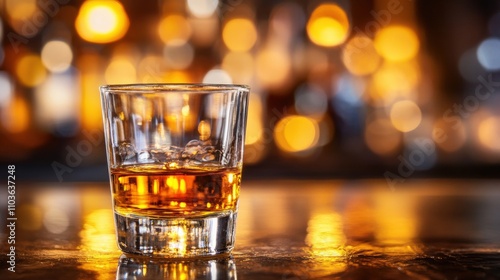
left=114, top=211, right=237, bottom=257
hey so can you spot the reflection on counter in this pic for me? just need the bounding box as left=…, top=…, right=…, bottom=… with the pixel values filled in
left=117, top=255, right=236, bottom=280
left=1, top=181, right=500, bottom=279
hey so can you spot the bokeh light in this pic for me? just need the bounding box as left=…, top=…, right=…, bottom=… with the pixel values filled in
left=35, top=72, right=79, bottom=132
left=5, top=0, right=39, bottom=36
left=370, top=61, right=420, bottom=102
left=374, top=25, right=419, bottom=62
left=307, top=4, right=350, bottom=47
left=203, top=68, right=232, bottom=84
left=2, top=96, right=30, bottom=133
left=274, top=115, right=319, bottom=153
left=5, top=0, right=37, bottom=21
left=16, top=54, right=47, bottom=87
left=105, top=58, right=137, bottom=84
left=187, top=0, right=219, bottom=18
left=222, top=18, right=258, bottom=52
left=222, top=51, right=254, bottom=84
left=477, top=37, right=500, bottom=71
left=75, top=1, right=130, bottom=44
left=0, top=72, right=13, bottom=107
left=342, top=35, right=381, bottom=76
left=41, top=40, right=73, bottom=73
left=365, top=117, right=402, bottom=155
left=390, top=100, right=422, bottom=132
left=478, top=116, right=500, bottom=152
left=256, top=46, right=291, bottom=89
left=158, top=14, right=192, bottom=44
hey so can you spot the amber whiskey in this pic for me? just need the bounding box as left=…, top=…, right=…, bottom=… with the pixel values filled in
left=110, top=165, right=241, bottom=218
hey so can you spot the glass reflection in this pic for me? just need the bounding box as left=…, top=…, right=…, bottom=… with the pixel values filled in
left=116, top=255, right=237, bottom=280
left=79, top=209, right=119, bottom=279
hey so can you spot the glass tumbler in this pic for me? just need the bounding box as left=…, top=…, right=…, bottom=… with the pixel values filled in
left=100, top=84, right=249, bottom=257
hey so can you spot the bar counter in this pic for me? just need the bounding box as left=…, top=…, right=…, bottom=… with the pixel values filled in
left=1, top=179, right=500, bottom=279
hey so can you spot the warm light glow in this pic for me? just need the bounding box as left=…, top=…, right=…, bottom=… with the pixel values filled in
left=5, top=0, right=38, bottom=36
left=182, top=105, right=190, bottom=117
left=371, top=61, right=420, bottom=102
left=274, top=115, right=319, bottom=153
left=227, top=173, right=234, bottom=184
left=105, top=58, right=137, bottom=84
left=222, top=18, right=258, bottom=52
left=41, top=41, right=73, bottom=73
left=342, top=35, right=381, bottom=75
left=16, top=54, right=47, bottom=87
left=307, top=4, right=349, bottom=47
left=6, top=0, right=37, bottom=20
left=0, top=72, right=13, bottom=107
left=180, top=179, right=187, bottom=194
left=35, top=72, right=79, bottom=131
left=374, top=25, right=419, bottom=62
left=390, top=100, right=422, bottom=132
left=136, top=176, right=147, bottom=196
left=164, top=70, right=191, bottom=83
left=198, top=120, right=211, bottom=140
left=478, top=116, right=500, bottom=152
left=256, top=46, right=291, bottom=89
left=222, top=51, right=254, bottom=84
left=306, top=212, right=347, bottom=259
left=2, top=96, right=30, bottom=133
left=365, top=117, right=402, bottom=155
left=375, top=193, right=417, bottom=243
left=158, top=14, right=192, bottom=44
left=80, top=209, right=117, bottom=252
left=187, top=0, right=219, bottom=18
left=75, top=1, right=130, bottom=44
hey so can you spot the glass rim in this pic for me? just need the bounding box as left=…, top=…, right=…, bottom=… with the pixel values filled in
left=100, top=83, right=250, bottom=94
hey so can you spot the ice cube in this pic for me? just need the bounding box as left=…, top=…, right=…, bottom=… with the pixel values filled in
left=151, top=149, right=167, bottom=163
left=166, top=146, right=183, bottom=160
left=138, top=151, right=153, bottom=163
left=118, top=142, right=136, bottom=161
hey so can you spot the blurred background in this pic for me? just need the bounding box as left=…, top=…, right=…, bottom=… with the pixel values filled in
left=1, top=0, right=500, bottom=181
